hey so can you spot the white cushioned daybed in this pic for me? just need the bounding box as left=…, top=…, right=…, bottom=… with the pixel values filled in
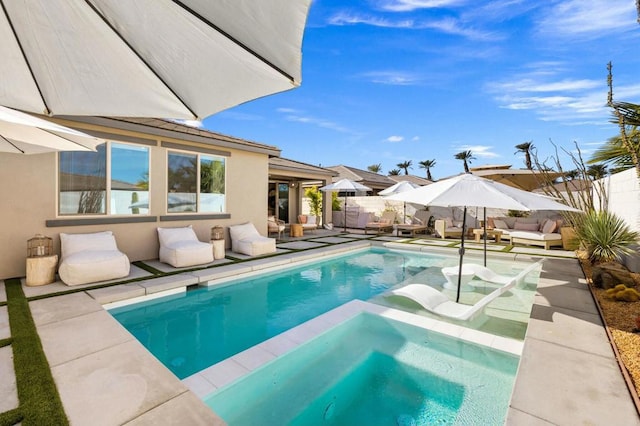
left=491, top=216, right=563, bottom=249
left=229, top=222, right=276, bottom=256
left=58, top=231, right=130, bottom=286
left=158, top=226, right=213, bottom=267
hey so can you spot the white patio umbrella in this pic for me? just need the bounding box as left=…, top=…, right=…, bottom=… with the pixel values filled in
left=319, top=179, right=372, bottom=232
left=379, top=181, right=421, bottom=224
left=0, top=0, right=311, bottom=120
left=388, top=174, right=581, bottom=302
left=0, top=106, right=104, bottom=154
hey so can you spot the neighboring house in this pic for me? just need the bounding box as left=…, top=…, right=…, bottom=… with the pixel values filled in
left=326, top=165, right=396, bottom=194
left=0, top=116, right=280, bottom=279
left=389, top=174, right=432, bottom=186
left=268, top=157, right=337, bottom=224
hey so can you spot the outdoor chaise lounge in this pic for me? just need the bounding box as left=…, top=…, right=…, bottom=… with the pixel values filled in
left=157, top=226, right=213, bottom=268
left=229, top=222, right=276, bottom=256
left=389, top=261, right=542, bottom=321
left=58, top=231, right=130, bottom=286
left=364, top=211, right=395, bottom=235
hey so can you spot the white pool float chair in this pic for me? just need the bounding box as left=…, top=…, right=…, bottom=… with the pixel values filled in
left=390, top=261, right=542, bottom=321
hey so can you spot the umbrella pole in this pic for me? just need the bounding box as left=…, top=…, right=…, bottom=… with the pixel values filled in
left=456, top=206, right=467, bottom=303
left=483, top=207, right=487, bottom=266
left=343, top=195, right=347, bottom=233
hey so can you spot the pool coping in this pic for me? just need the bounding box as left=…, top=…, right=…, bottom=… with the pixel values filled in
left=8, top=239, right=640, bottom=425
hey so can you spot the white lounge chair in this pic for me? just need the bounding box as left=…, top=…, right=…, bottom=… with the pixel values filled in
left=59, top=231, right=130, bottom=286
left=229, top=222, right=276, bottom=256
left=389, top=261, right=542, bottom=321
left=157, top=226, right=213, bottom=267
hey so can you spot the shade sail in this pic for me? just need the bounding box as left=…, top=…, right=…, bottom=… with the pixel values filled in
left=0, top=0, right=311, bottom=120
left=0, top=106, right=103, bottom=154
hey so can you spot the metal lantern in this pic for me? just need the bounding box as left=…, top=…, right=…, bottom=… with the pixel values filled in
left=211, top=226, right=224, bottom=241
left=27, top=234, right=53, bottom=258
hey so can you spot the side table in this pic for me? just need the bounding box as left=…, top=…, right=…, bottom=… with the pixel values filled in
left=290, top=223, right=303, bottom=237
left=211, top=240, right=226, bottom=260
left=26, top=254, right=58, bottom=286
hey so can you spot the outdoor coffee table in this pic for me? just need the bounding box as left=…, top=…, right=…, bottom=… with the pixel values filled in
left=473, top=228, right=503, bottom=243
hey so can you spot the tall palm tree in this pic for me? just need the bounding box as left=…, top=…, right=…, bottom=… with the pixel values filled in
left=388, top=169, right=401, bottom=176
left=396, top=160, right=412, bottom=175
left=454, top=150, right=475, bottom=173
left=514, top=141, right=534, bottom=170
left=418, top=159, right=436, bottom=180
left=367, top=163, right=382, bottom=174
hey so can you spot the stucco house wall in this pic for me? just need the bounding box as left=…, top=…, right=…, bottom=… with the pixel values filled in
left=0, top=117, right=275, bottom=280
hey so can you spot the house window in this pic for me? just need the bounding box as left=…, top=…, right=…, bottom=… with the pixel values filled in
left=59, top=142, right=150, bottom=215
left=167, top=151, right=226, bottom=213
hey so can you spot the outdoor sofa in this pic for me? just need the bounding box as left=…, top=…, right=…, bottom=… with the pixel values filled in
left=490, top=216, right=563, bottom=250
left=434, top=218, right=464, bottom=239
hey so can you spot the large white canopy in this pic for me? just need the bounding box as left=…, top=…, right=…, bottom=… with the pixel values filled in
left=0, top=0, right=311, bottom=120
left=0, top=106, right=103, bottom=154
left=387, top=174, right=581, bottom=212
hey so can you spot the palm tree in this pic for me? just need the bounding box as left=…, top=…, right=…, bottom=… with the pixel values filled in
left=418, top=159, right=436, bottom=180
left=515, top=141, right=534, bottom=170
left=388, top=169, right=401, bottom=176
left=396, top=160, right=412, bottom=175
left=367, top=163, right=382, bottom=174
left=586, top=164, right=608, bottom=179
left=588, top=134, right=638, bottom=174
left=454, top=150, right=475, bottom=173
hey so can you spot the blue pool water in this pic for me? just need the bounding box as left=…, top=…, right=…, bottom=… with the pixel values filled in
left=206, top=313, right=520, bottom=425
left=110, top=248, right=454, bottom=378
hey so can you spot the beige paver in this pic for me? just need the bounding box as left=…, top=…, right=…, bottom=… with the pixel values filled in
left=137, top=273, right=198, bottom=294
left=125, top=392, right=224, bottom=425
left=87, top=282, right=146, bottom=304
left=0, top=306, right=9, bottom=340
left=30, top=291, right=103, bottom=326
left=51, top=339, right=191, bottom=426
left=0, top=346, right=18, bottom=413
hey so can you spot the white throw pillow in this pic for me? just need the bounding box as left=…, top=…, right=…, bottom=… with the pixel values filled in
left=493, top=219, right=509, bottom=229
left=444, top=217, right=454, bottom=227
left=307, top=215, right=317, bottom=225
left=542, top=219, right=557, bottom=234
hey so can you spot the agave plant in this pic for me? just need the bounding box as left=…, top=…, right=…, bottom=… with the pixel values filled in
left=575, top=210, right=639, bottom=263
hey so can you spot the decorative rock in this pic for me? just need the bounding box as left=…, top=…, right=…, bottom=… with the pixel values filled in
left=591, top=262, right=636, bottom=289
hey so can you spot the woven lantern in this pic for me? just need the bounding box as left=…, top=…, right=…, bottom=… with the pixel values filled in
left=211, top=226, right=224, bottom=241
left=27, top=234, right=53, bottom=258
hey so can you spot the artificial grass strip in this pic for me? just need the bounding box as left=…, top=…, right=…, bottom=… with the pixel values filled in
left=0, top=337, right=12, bottom=348
left=4, top=279, right=68, bottom=426
left=0, top=408, right=23, bottom=426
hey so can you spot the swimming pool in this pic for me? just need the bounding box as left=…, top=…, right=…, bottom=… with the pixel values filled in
left=110, top=247, right=536, bottom=379
left=205, top=312, right=520, bottom=425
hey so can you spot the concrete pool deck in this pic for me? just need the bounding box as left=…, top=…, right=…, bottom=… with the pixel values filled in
left=1, top=233, right=639, bottom=425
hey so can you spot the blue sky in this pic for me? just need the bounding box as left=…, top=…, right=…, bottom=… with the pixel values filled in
left=203, top=0, right=640, bottom=180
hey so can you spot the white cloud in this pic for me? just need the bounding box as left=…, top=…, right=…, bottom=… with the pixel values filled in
left=276, top=107, right=299, bottom=113
left=412, top=136, right=420, bottom=141
left=483, top=68, right=640, bottom=125
left=279, top=110, right=352, bottom=133
left=328, top=12, right=501, bottom=41
left=171, top=119, right=203, bottom=128
left=360, top=71, right=422, bottom=85
left=386, top=135, right=404, bottom=142
left=376, top=0, right=467, bottom=12
left=536, top=0, right=637, bottom=38
left=454, top=145, right=500, bottom=158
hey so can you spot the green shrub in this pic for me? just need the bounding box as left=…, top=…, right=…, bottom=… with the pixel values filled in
left=304, top=186, right=322, bottom=218
left=575, top=210, right=639, bottom=263
left=331, top=192, right=342, bottom=211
